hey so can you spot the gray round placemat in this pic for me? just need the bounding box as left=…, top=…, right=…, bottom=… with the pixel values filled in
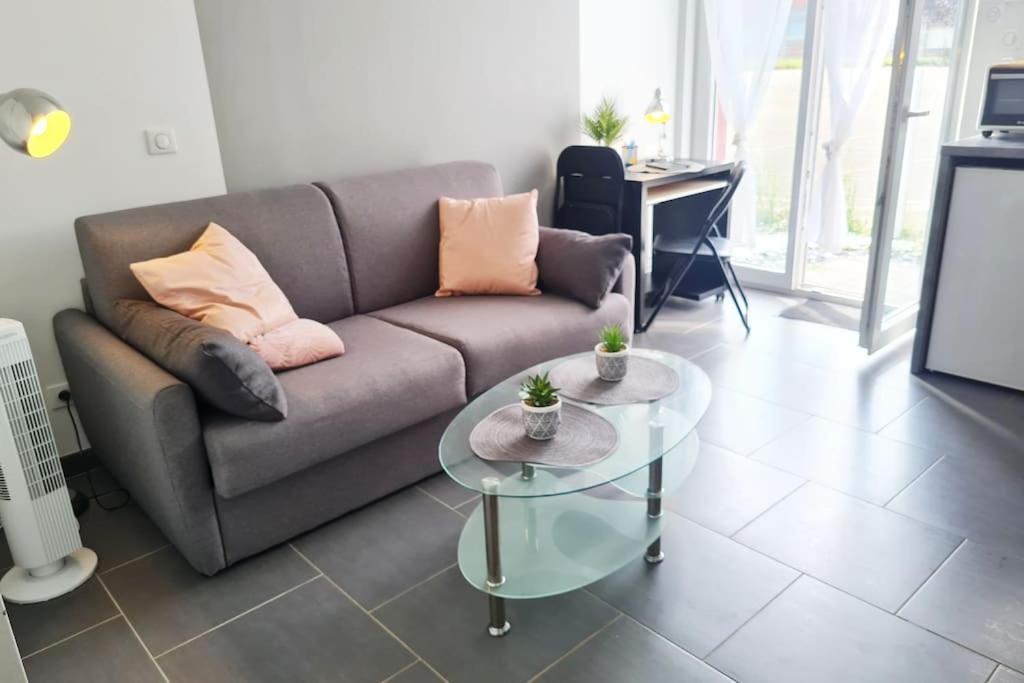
left=469, top=403, right=618, bottom=467
left=549, top=356, right=680, bottom=405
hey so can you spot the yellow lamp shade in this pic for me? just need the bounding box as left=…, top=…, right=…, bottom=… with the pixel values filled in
left=26, top=109, right=71, bottom=158
left=644, top=87, right=670, bottom=124
left=644, top=110, right=671, bottom=125
left=0, top=89, right=72, bottom=158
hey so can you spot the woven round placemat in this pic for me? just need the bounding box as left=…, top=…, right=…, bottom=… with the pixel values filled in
left=549, top=356, right=679, bottom=405
left=469, top=403, right=618, bottom=467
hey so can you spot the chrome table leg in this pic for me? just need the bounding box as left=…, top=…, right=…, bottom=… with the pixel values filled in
left=482, top=477, right=510, bottom=637
left=646, top=418, right=665, bottom=564
left=645, top=457, right=665, bottom=564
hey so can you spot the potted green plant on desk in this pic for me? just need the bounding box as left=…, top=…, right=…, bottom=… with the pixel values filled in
left=582, top=97, right=628, bottom=147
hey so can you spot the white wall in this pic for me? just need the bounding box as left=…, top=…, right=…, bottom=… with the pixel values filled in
left=580, top=0, right=680, bottom=156
left=0, top=0, right=226, bottom=454
left=194, top=0, right=580, bottom=220
left=956, top=0, right=1024, bottom=138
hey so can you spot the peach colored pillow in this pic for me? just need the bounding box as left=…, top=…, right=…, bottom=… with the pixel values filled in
left=130, top=222, right=297, bottom=343
left=436, top=190, right=541, bottom=297
left=248, top=319, right=345, bottom=371
left=130, top=222, right=346, bottom=371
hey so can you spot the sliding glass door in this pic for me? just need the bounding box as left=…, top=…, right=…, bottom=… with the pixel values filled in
left=698, top=0, right=968, bottom=351
left=709, top=0, right=819, bottom=290
left=861, top=0, right=969, bottom=351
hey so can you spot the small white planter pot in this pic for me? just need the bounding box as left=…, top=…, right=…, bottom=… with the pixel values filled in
left=595, top=343, right=630, bottom=382
left=521, top=399, right=561, bottom=440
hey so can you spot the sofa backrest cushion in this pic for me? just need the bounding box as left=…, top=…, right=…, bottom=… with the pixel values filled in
left=76, top=185, right=354, bottom=330
left=316, top=161, right=503, bottom=313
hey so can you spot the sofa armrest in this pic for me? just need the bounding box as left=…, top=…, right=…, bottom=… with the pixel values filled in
left=53, top=309, right=226, bottom=575
left=612, top=250, right=636, bottom=336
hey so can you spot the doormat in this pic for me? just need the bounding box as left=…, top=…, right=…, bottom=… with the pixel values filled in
left=779, top=299, right=860, bottom=331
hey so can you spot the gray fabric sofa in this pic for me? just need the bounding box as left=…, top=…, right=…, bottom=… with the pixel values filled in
left=54, top=161, right=634, bottom=575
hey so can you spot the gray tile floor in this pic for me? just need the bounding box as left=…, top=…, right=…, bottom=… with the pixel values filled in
left=8, top=289, right=1024, bottom=682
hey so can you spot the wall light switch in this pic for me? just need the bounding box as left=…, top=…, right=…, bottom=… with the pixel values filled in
left=145, top=128, right=178, bottom=155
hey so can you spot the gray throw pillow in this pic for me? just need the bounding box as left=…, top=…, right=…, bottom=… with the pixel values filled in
left=537, top=227, right=633, bottom=308
left=112, top=300, right=288, bottom=421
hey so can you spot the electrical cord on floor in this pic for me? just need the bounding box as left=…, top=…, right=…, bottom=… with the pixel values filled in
left=61, top=393, right=131, bottom=511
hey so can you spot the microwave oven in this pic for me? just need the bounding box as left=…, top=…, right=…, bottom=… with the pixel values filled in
left=980, top=61, right=1024, bottom=137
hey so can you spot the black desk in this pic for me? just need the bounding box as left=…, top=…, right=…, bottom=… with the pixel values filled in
left=621, top=160, right=735, bottom=331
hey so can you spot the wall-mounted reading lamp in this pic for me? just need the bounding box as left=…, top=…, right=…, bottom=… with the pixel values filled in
left=0, top=89, right=71, bottom=158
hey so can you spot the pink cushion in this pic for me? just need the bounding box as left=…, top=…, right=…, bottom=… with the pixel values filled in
left=248, top=319, right=346, bottom=371
left=130, top=222, right=298, bottom=343
left=130, top=222, right=346, bottom=373
left=436, top=190, right=541, bottom=297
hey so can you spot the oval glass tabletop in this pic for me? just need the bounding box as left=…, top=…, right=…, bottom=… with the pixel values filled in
left=438, top=349, right=711, bottom=498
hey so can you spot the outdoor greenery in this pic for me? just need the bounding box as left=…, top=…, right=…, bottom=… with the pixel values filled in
left=581, top=97, right=629, bottom=147
left=773, top=56, right=950, bottom=71
left=520, top=372, right=560, bottom=408
left=598, top=324, right=628, bottom=353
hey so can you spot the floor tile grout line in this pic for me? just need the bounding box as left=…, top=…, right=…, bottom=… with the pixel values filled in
left=287, top=543, right=451, bottom=683
left=702, top=454, right=963, bottom=556
left=893, top=611, right=1003, bottom=669
left=713, top=422, right=947, bottom=515
left=587, top=603, right=740, bottom=682
left=727, top=479, right=811, bottom=540
left=666, top=505, right=945, bottom=622
left=881, top=454, right=946, bottom=508
left=687, top=342, right=932, bottom=435
left=96, top=574, right=170, bottom=683
left=698, top=409, right=812, bottom=462
left=872, top=394, right=929, bottom=435
left=414, top=486, right=468, bottom=518
left=721, top=523, right=1001, bottom=667
left=152, top=573, right=323, bottom=659
left=524, top=613, right=622, bottom=683
left=370, top=562, right=458, bottom=614
left=19, top=614, right=122, bottom=661
left=702, top=572, right=804, bottom=662
left=893, top=536, right=968, bottom=616
left=99, top=544, right=172, bottom=576
left=593, top=517, right=1000, bottom=675
left=683, top=341, right=727, bottom=362
left=378, top=657, right=422, bottom=683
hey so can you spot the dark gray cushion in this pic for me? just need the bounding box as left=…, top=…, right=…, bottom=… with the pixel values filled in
left=202, top=315, right=467, bottom=498
left=113, top=300, right=287, bottom=421
left=370, top=293, right=631, bottom=396
left=75, top=185, right=354, bottom=331
left=315, top=161, right=503, bottom=313
left=537, top=227, right=633, bottom=309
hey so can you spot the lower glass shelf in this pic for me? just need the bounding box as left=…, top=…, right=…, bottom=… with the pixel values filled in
left=458, top=482, right=664, bottom=600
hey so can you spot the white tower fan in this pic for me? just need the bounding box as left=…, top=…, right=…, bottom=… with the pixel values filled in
left=0, top=319, right=95, bottom=603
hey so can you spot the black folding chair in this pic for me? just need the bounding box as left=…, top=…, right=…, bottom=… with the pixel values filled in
left=553, top=145, right=625, bottom=235
left=646, top=162, right=750, bottom=332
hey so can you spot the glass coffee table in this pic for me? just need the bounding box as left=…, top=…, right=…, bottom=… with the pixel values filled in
left=439, top=349, right=711, bottom=637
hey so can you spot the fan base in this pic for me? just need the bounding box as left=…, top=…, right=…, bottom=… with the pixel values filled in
left=1, top=548, right=98, bottom=604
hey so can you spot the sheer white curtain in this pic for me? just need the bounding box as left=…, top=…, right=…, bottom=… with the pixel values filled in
left=703, top=0, right=792, bottom=247
left=807, top=0, right=898, bottom=253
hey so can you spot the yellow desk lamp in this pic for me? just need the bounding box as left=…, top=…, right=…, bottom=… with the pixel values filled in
left=0, top=89, right=72, bottom=158
left=644, top=87, right=671, bottom=162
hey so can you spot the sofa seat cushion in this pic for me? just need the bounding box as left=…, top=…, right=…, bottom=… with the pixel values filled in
left=370, top=293, right=631, bottom=396
left=203, top=315, right=466, bottom=498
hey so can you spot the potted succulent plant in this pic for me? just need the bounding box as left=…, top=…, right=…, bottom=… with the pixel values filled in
left=519, top=372, right=562, bottom=440
left=595, top=324, right=630, bottom=381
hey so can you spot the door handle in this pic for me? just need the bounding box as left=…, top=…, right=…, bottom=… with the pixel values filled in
left=905, top=109, right=931, bottom=118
